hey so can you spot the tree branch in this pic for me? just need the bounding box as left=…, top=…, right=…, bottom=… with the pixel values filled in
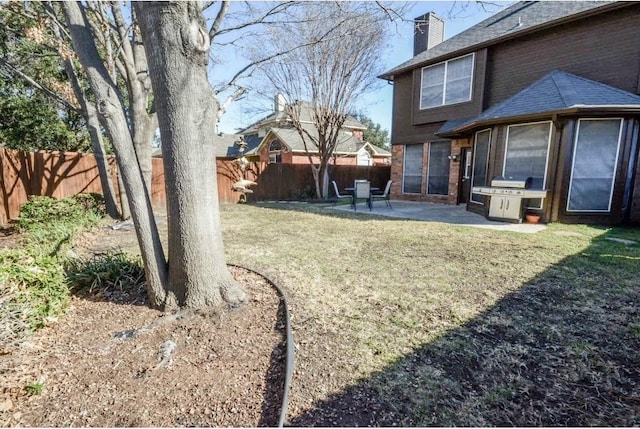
left=208, top=1, right=229, bottom=44
left=0, top=58, right=79, bottom=112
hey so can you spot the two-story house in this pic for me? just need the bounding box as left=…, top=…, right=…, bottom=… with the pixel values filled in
left=240, top=95, right=391, bottom=167
left=380, top=1, right=640, bottom=224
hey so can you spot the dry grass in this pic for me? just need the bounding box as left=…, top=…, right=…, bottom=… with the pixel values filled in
left=219, top=202, right=640, bottom=426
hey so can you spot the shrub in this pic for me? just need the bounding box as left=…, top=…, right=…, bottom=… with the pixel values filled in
left=66, top=252, right=145, bottom=293
left=0, top=194, right=106, bottom=348
left=17, top=193, right=105, bottom=233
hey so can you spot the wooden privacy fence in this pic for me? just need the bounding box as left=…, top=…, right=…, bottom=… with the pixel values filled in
left=0, top=148, right=121, bottom=227
left=0, top=147, right=390, bottom=226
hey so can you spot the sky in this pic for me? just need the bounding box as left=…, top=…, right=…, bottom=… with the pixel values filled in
left=215, top=1, right=512, bottom=136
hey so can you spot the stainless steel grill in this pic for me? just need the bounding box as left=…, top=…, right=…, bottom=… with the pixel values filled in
left=472, top=176, right=548, bottom=222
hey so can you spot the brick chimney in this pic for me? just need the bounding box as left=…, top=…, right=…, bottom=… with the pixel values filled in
left=274, top=93, right=286, bottom=112
left=414, top=12, right=444, bottom=56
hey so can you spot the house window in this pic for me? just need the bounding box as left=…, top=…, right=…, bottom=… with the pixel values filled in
left=420, top=54, right=474, bottom=109
left=427, top=141, right=450, bottom=195
left=567, top=118, right=623, bottom=212
left=268, top=139, right=282, bottom=163
left=357, top=149, right=372, bottom=166
left=503, top=121, right=552, bottom=208
left=471, top=129, right=491, bottom=204
left=464, top=149, right=472, bottom=179
left=403, top=144, right=423, bottom=194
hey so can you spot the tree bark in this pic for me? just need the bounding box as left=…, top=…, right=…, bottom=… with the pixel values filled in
left=62, top=1, right=168, bottom=307
left=111, top=4, right=155, bottom=195
left=135, top=1, right=247, bottom=309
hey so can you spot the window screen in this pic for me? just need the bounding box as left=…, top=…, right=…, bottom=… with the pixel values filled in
left=504, top=122, right=551, bottom=189
left=420, top=54, right=473, bottom=109
left=427, top=141, right=451, bottom=195
left=567, top=119, right=622, bottom=212
left=403, top=144, right=423, bottom=194
left=471, top=129, right=491, bottom=203
left=445, top=56, right=473, bottom=105
left=421, top=64, right=445, bottom=109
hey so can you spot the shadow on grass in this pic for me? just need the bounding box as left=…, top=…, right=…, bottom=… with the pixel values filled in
left=289, top=228, right=640, bottom=426
left=249, top=201, right=417, bottom=223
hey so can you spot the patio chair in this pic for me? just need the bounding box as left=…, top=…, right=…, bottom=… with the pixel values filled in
left=353, top=181, right=372, bottom=211
left=331, top=180, right=352, bottom=206
left=371, top=180, right=392, bottom=209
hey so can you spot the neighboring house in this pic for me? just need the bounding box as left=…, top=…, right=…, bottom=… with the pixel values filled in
left=151, top=133, right=261, bottom=160
left=240, top=95, right=391, bottom=166
left=380, top=1, right=640, bottom=224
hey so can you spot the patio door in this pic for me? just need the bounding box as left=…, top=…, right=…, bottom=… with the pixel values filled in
left=458, top=147, right=472, bottom=204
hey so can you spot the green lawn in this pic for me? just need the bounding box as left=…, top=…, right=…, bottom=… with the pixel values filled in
left=219, top=203, right=640, bottom=426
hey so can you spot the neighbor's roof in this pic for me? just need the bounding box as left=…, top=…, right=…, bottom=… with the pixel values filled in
left=213, top=134, right=262, bottom=158
left=380, top=1, right=621, bottom=80
left=151, top=133, right=260, bottom=158
left=438, top=70, right=640, bottom=135
left=240, top=101, right=365, bottom=134
left=266, top=125, right=390, bottom=155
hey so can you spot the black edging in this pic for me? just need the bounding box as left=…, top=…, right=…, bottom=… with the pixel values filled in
left=228, top=263, right=294, bottom=428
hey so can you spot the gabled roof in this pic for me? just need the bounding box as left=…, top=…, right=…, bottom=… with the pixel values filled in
left=212, top=133, right=261, bottom=158
left=438, top=70, right=640, bottom=135
left=151, top=133, right=253, bottom=158
left=240, top=100, right=366, bottom=134
left=380, top=1, right=622, bottom=80
left=361, top=142, right=391, bottom=156
left=260, top=125, right=390, bottom=156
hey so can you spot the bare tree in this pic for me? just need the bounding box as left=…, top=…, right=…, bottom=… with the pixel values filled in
left=251, top=2, right=389, bottom=199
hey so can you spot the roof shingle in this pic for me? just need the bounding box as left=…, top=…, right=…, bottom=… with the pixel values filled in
left=440, top=70, right=640, bottom=134
left=381, top=1, right=618, bottom=79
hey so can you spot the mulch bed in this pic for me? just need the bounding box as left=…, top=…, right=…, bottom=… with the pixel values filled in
left=0, top=266, right=287, bottom=427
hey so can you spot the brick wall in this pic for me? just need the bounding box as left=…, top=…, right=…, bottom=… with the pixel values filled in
left=389, top=138, right=472, bottom=204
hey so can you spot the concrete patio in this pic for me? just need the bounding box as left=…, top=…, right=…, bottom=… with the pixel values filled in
left=327, top=200, right=547, bottom=233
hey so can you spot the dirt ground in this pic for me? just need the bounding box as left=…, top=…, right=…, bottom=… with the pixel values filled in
left=0, top=219, right=288, bottom=427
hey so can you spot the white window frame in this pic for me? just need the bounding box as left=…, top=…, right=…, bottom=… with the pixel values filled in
left=268, top=139, right=283, bottom=164
left=470, top=129, right=492, bottom=205
left=503, top=121, right=552, bottom=210
left=419, top=53, right=475, bottom=110
left=566, top=118, right=623, bottom=213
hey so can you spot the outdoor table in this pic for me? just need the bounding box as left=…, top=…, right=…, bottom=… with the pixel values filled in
left=344, top=187, right=379, bottom=193
left=344, top=187, right=379, bottom=208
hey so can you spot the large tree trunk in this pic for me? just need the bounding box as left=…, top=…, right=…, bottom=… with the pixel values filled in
left=62, top=1, right=168, bottom=307
left=135, top=2, right=247, bottom=309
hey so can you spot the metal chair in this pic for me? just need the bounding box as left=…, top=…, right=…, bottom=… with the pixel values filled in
left=353, top=181, right=371, bottom=211
left=331, top=180, right=351, bottom=205
left=371, top=180, right=392, bottom=208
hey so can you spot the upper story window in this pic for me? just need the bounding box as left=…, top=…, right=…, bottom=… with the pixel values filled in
left=268, top=139, right=283, bottom=163
left=420, top=53, right=474, bottom=109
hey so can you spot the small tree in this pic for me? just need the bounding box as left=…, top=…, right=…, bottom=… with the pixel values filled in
left=355, top=114, right=390, bottom=150
left=252, top=2, right=389, bottom=199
